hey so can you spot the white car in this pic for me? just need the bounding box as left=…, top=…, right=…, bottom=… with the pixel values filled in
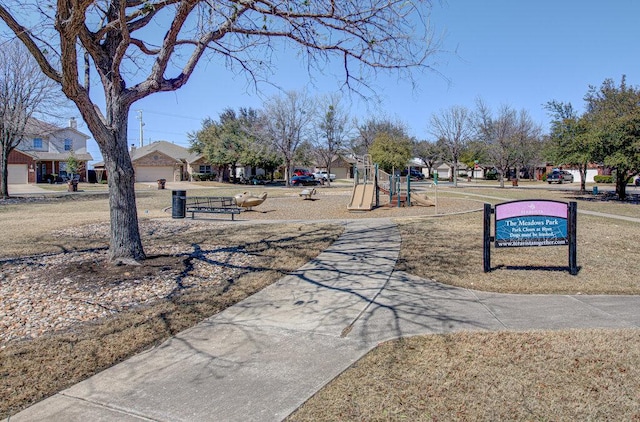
left=313, top=171, right=336, bottom=181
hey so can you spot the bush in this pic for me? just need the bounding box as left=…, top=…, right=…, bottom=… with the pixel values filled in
left=594, top=175, right=614, bottom=183
left=191, top=172, right=216, bottom=181
left=541, top=173, right=548, bottom=182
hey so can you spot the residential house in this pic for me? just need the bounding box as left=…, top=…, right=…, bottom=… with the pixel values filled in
left=95, top=141, right=210, bottom=183
left=432, top=161, right=472, bottom=180
left=314, top=155, right=357, bottom=180
left=3, top=118, right=92, bottom=184
left=544, top=163, right=601, bottom=183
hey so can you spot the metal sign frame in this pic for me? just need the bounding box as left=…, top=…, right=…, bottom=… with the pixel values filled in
left=483, top=200, right=577, bottom=275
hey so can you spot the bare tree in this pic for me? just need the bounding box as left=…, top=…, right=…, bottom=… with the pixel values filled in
left=429, top=105, right=473, bottom=186
left=475, top=100, right=521, bottom=188
left=261, top=91, right=315, bottom=186
left=0, top=0, right=437, bottom=261
left=0, top=40, right=63, bottom=198
left=513, top=110, right=543, bottom=182
left=313, top=94, right=351, bottom=186
left=1, top=0, right=440, bottom=262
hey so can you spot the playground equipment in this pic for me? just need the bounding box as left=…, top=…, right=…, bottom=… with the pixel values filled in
left=234, top=191, right=268, bottom=210
left=348, top=157, right=435, bottom=211
left=299, top=188, right=317, bottom=200
left=347, top=155, right=378, bottom=211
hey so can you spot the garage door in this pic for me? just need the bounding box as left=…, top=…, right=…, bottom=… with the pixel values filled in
left=7, top=164, right=28, bottom=184
left=135, top=166, right=174, bottom=182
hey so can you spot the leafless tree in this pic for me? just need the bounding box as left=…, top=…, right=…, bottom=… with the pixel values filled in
left=313, top=94, right=351, bottom=186
left=1, top=0, right=440, bottom=262
left=475, top=100, right=518, bottom=188
left=261, top=90, right=315, bottom=186
left=429, top=105, right=473, bottom=186
left=0, top=40, right=64, bottom=198
left=513, top=111, right=543, bottom=181
left=475, top=100, right=539, bottom=188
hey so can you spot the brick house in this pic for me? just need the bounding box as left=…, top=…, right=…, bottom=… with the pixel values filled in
left=3, top=118, right=93, bottom=184
left=94, top=141, right=206, bottom=183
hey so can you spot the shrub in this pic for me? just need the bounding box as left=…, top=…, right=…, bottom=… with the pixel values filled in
left=594, top=175, right=614, bottom=183
left=191, top=172, right=216, bottom=181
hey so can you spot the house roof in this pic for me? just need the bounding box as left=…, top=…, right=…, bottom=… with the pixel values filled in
left=21, top=150, right=93, bottom=161
left=130, top=140, right=200, bottom=163
left=25, top=117, right=91, bottom=140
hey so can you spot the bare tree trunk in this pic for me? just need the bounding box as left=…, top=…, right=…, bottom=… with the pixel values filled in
left=579, top=164, right=588, bottom=193
left=1, top=148, right=9, bottom=198
left=102, top=118, right=145, bottom=262
left=616, top=171, right=627, bottom=200
left=452, top=163, right=458, bottom=187
left=285, top=159, right=292, bottom=187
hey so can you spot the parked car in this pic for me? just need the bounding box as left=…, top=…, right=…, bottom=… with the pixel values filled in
left=312, top=171, right=336, bottom=181
left=400, top=168, right=425, bottom=180
left=290, top=175, right=320, bottom=186
left=547, top=170, right=574, bottom=184
left=293, top=168, right=311, bottom=177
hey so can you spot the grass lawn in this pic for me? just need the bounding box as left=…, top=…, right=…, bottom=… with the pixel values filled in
left=1, top=185, right=639, bottom=420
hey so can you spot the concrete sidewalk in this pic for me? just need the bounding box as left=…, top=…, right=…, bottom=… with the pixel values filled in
left=7, top=219, right=640, bottom=421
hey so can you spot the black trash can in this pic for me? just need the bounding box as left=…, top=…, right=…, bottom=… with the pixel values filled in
left=172, top=190, right=186, bottom=218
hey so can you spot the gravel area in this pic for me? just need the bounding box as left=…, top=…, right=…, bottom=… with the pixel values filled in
left=0, top=240, right=253, bottom=346
left=1, top=191, right=482, bottom=347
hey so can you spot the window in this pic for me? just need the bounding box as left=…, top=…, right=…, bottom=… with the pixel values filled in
left=33, top=138, right=43, bottom=149
left=64, top=138, right=72, bottom=151
left=199, top=165, right=212, bottom=174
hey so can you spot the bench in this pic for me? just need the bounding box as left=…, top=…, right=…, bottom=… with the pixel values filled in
left=185, top=196, right=242, bottom=220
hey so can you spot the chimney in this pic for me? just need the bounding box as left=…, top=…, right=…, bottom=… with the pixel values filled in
left=69, top=117, right=77, bottom=129
left=130, top=144, right=136, bottom=153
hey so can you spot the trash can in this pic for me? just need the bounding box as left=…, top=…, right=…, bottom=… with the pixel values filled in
left=172, top=190, right=186, bottom=218
left=157, top=179, right=166, bottom=189
left=593, top=186, right=598, bottom=195
left=511, top=178, right=518, bottom=187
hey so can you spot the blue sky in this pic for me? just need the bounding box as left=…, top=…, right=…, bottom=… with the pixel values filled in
left=80, top=0, right=640, bottom=164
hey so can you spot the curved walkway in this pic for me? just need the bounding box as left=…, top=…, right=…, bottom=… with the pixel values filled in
left=6, top=219, right=640, bottom=421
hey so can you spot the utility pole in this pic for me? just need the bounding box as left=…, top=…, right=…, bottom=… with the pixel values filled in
left=136, top=110, right=145, bottom=147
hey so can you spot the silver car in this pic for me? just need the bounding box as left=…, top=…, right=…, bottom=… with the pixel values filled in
left=547, top=170, right=574, bottom=184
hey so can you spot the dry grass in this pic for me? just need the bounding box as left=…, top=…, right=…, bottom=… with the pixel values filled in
left=0, top=217, right=342, bottom=419
left=396, top=212, right=640, bottom=294
left=287, top=186, right=640, bottom=421
left=289, top=330, right=640, bottom=421
left=441, top=185, right=640, bottom=218
left=2, top=185, right=639, bottom=420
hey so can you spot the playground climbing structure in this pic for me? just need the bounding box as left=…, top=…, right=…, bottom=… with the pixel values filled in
left=347, top=155, right=378, bottom=211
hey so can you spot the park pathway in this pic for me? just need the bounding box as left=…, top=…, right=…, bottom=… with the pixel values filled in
left=6, top=218, right=640, bottom=421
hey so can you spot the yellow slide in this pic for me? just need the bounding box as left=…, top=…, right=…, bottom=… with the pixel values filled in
left=347, top=184, right=376, bottom=211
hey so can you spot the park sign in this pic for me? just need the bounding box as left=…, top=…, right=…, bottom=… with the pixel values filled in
left=495, top=200, right=568, bottom=247
left=483, top=200, right=578, bottom=275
